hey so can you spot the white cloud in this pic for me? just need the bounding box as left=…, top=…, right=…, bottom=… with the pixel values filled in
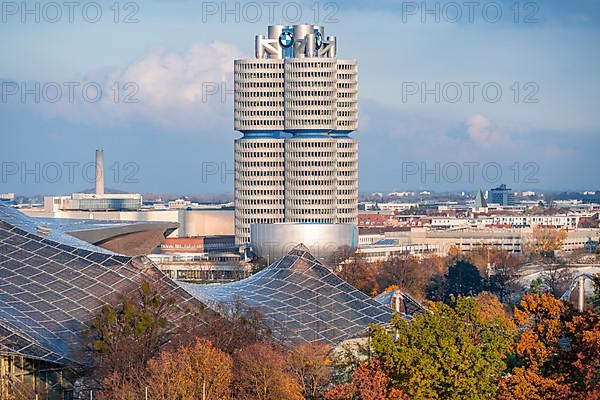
left=40, top=42, right=241, bottom=132
left=466, top=114, right=508, bottom=148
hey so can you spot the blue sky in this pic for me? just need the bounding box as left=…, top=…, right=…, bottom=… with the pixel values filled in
left=1, top=0, right=599, bottom=195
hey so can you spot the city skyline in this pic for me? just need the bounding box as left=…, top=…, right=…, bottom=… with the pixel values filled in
left=1, top=4, right=600, bottom=397
left=2, top=0, right=600, bottom=196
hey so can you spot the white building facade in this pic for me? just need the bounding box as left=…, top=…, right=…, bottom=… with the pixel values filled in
left=234, top=24, right=359, bottom=244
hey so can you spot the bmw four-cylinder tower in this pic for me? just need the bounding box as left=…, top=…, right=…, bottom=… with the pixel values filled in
left=234, top=24, right=359, bottom=244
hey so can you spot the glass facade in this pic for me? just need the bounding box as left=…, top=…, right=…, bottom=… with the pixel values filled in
left=0, top=355, right=73, bottom=400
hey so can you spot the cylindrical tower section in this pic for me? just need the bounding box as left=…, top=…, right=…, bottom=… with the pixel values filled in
left=267, top=24, right=285, bottom=59
left=283, top=58, right=337, bottom=132
left=268, top=24, right=285, bottom=39
left=284, top=137, right=337, bottom=223
left=326, top=36, right=336, bottom=58
left=255, top=35, right=265, bottom=59
left=335, top=60, right=358, bottom=132
left=234, top=59, right=285, bottom=133
left=95, top=149, right=104, bottom=195
left=292, top=24, right=313, bottom=58
left=235, top=138, right=285, bottom=244
left=304, top=33, right=316, bottom=57
left=335, top=137, right=358, bottom=224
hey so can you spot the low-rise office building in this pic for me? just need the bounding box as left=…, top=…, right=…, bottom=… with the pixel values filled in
left=361, top=227, right=600, bottom=257
left=44, top=193, right=143, bottom=211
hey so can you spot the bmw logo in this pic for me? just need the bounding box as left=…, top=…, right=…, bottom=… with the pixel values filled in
left=315, top=31, right=323, bottom=49
left=279, top=31, right=294, bottom=48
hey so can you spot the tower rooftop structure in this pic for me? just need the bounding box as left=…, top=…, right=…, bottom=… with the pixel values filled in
left=234, top=24, right=358, bottom=136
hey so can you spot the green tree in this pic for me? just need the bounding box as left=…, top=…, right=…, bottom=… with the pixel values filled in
left=528, top=277, right=544, bottom=295
left=369, top=295, right=515, bottom=400
left=427, top=260, right=483, bottom=302
left=85, top=281, right=200, bottom=391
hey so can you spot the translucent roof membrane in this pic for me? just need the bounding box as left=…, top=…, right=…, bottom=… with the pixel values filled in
left=0, top=205, right=205, bottom=365
left=179, top=244, right=399, bottom=345
left=0, top=206, right=113, bottom=254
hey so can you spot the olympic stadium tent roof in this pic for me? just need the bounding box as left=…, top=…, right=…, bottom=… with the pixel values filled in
left=178, top=244, right=397, bottom=345
left=0, top=205, right=205, bottom=366
left=0, top=206, right=113, bottom=254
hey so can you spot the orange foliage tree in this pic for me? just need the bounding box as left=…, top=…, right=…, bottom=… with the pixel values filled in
left=287, top=342, right=332, bottom=400
left=145, top=338, right=233, bottom=399
left=337, top=253, right=380, bottom=296
left=564, top=312, right=600, bottom=399
left=233, top=342, right=303, bottom=400
left=497, top=293, right=600, bottom=400
left=99, top=338, right=233, bottom=400
left=325, top=359, right=405, bottom=400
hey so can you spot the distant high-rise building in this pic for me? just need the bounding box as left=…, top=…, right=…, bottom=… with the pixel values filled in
left=234, top=24, right=358, bottom=244
left=489, top=184, right=515, bottom=206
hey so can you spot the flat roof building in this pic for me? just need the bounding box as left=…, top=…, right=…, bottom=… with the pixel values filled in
left=489, top=184, right=515, bottom=206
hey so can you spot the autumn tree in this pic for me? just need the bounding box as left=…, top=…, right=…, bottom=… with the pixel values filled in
left=540, top=261, right=575, bottom=298
left=336, top=253, right=380, bottom=296
left=525, top=226, right=567, bottom=257
left=564, top=311, right=600, bottom=398
left=368, top=295, right=515, bottom=399
left=498, top=293, right=573, bottom=400
left=499, top=293, right=599, bottom=399
left=325, top=359, right=405, bottom=400
left=98, top=338, right=233, bottom=400
left=287, top=342, right=332, bottom=400
left=326, top=245, right=357, bottom=268
left=485, top=249, right=523, bottom=303
left=233, top=342, right=303, bottom=400
left=144, top=338, right=233, bottom=399
left=376, top=256, right=444, bottom=300
left=590, top=274, right=600, bottom=311
left=202, top=298, right=273, bottom=354
left=458, top=245, right=495, bottom=275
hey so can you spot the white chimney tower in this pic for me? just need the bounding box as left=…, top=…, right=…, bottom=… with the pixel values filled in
left=95, top=149, right=105, bottom=195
